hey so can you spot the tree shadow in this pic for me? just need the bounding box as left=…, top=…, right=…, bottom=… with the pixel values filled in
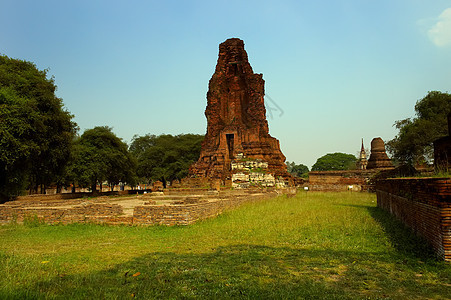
left=366, top=205, right=438, bottom=262
left=339, top=202, right=438, bottom=261
left=2, top=243, right=450, bottom=299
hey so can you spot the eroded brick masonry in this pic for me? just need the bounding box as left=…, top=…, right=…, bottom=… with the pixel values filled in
left=376, top=178, right=451, bottom=261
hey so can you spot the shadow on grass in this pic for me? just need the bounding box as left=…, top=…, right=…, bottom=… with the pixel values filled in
left=340, top=202, right=438, bottom=261
left=366, top=206, right=438, bottom=262
left=2, top=242, right=451, bottom=299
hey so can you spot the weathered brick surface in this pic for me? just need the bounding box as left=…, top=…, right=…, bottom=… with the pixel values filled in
left=367, top=138, right=394, bottom=170
left=15, top=189, right=152, bottom=202
left=0, top=191, right=279, bottom=226
left=189, top=38, right=291, bottom=182
left=309, top=170, right=378, bottom=191
left=0, top=202, right=124, bottom=225
left=133, top=192, right=276, bottom=226
left=376, top=178, right=451, bottom=261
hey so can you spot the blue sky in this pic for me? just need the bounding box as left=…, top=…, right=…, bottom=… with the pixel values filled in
left=1, top=0, right=451, bottom=168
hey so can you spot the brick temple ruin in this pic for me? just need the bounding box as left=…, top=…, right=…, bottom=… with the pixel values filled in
left=0, top=190, right=279, bottom=226
left=189, top=38, right=292, bottom=187
left=309, top=137, right=394, bottom=191
left=375, top=114, right=451, bottom=261
left=367, top=137, right=394, bottom=170
left=0, top=38, right=298, bottom=227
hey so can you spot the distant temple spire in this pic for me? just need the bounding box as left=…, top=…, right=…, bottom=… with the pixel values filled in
left=358, top=138, right=368, bottom=170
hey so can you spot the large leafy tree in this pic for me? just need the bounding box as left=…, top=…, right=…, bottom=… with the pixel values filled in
left=68, top=127, right=136, bottom=192
left=0, top=55, right=77, bottom=201
left=386, top=91, right=451, bottom=165
left=129, top=134, right=204, bottom=187
left=286, top=161, right=309, bottom=177
left=311, top=153, right=357, bottom=171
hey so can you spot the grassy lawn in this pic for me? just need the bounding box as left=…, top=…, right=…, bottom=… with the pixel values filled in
left=1, top=192, right=450, bottom=299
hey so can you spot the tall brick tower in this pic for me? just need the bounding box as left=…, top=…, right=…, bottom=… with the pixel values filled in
left=189, top=38, right=289, bottom=181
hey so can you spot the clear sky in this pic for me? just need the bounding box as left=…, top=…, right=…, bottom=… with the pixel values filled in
left=1, top=0, right=451, bottom=168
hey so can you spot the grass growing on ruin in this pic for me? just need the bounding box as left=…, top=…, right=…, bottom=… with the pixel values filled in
left=1, top=192, right=451, bottom=299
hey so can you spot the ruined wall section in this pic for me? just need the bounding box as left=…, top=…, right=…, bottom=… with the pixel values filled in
left=0, top=191, right=281, bottom=226
left=308, top=170, right=378, bottom=191
left=376, top=178, right=451, bottom=261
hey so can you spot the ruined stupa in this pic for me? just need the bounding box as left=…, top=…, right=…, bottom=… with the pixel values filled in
left=189, top=38, right=290, bottom=182
left=367, top=137, right=394, bottom=170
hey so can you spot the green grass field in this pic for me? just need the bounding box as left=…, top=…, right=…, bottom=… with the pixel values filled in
left=1, top=192, right=450, bottom=299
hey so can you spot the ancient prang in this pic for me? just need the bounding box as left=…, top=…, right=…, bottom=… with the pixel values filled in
left=189, top=38, right=290, bottom=185
left=367, top=137, right=394, bottom=170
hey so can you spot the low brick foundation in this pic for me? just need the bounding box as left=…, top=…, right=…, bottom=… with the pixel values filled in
left=14, top=189, right=153, bottom=202
left=0, top=190, right=279, bottom=226
left=0, top=202, right=125, bottom=224
left=376, top=178, right=451, bottom=261
left=133, top=193, right=272, bottom=225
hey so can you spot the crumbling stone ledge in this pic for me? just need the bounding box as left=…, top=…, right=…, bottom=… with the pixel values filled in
left=0, top=190, right=286, bottom=226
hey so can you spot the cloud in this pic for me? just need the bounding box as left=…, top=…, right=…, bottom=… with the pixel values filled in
left=428, top=8, right=451, bottom=47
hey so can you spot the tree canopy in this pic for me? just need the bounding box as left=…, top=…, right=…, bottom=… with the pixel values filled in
left=0, top=55, right=77, bottom=201
left=286, top=161, right=309, bottom=177
left=129, top=134, right=204, bottom=186
left=386, top=91, right=451, bottom=165
left=311, top=153, right=357, bottom=171
left=67, top=126, right=136, bottom=192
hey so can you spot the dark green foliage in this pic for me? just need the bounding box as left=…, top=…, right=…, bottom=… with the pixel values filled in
left=68, top=127, right=136, bottom=192
left=286, top=161, right=309, bottom=177
left=129, top=134, right=204, bottom=185
left=311, top=153, right=357, bottom=171
left=386, top=91, right=451, bottom=165
left=0, top=55, right=77, bottom=200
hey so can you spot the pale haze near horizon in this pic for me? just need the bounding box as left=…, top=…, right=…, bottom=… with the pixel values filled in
left=1, top=0, right=451, bottom=168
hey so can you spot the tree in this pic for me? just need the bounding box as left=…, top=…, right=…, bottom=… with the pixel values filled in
left=0, top=55, right=77, bottom=201
left=386, top=91, right=451, bottom=166
left=68, top=127, right=136, bottom=192
left=286, top=161, right=309, bottom=177
left=311, top=153, right=357, bottom=171
left=129, top=134, right=204, bottom=187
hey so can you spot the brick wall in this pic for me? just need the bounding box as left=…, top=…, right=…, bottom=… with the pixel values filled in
left=376, top=178, right=451, bottom=261
left=16, top=193, right=89, bottom=201
left=0, top=202, right=124, bottom=225
left=15, top=189, right=153, bottom=202
left=309, top=170, right=378, bottom=191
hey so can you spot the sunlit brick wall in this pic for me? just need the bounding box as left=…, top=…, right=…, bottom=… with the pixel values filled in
left=376, top=178, right=451, bottom=261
